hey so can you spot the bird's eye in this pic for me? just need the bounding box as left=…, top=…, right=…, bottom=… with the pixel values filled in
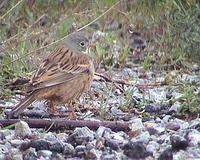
left=80, top=41, right=85, bottom=47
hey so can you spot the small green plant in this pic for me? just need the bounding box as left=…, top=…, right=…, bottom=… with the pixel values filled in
left=178, top=81, right=200, bottom=115
left=143, top=53, right=153, bottom=70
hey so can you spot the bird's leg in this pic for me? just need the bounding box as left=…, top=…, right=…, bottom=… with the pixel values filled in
left=68, top=101, right=77, bottom=119
left=49, top=98, right=56, bottom=113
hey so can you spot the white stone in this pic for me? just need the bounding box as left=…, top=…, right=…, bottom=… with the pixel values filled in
left=15, top=121, right=31, bottom=137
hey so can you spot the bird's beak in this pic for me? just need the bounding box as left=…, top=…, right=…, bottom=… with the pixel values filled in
left=88, top=42, right=96, bottom=49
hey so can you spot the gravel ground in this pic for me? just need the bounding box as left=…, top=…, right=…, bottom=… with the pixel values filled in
left=1, top=64, right=200, bottom=160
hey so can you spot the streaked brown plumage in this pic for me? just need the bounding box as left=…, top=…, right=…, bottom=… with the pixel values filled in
left=7, top=32, right=94, bottom=118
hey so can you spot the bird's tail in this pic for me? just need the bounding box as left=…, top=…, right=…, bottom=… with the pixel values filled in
left=7, top=94, right=35, bottom=118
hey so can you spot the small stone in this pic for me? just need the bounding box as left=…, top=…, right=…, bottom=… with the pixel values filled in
left=23, top=147, right=37, bottom=160
left=154, top=124, right=165, bottom=135
left=57, top=133, right=68, bottom=141
left=75, top=145, right=87, bottom=157
left=186, top=129, right=200, bottom=146
left=105, top=139, right=120, bottom=150
left=15, top=121, right=31, bottom=137
left=145, top=121, right=165, bottom=135
left=86, top=148, right=100, bottom=159
left=63, top=143, right=75, bottom=155
left=100, top=151, right=118, bottom=160
left=166, top=122, right=180, bottom=131
left=131, top=131, right=150, bottom=143
left=96, top=126, right=112, bottom=138
left=146, top=141, right=159, bottom=154
left=173, top=150, right=190, bottom=160
left=67, top=127, right=95, bottom=146
left=0, top=154, right=5, bottom=160
left=32, top=101, right=47, bottom=111
left=162, top=115, right=172, bottom=123
left=37, top=150, right=52, bottom=158
left=170, top=135, right=188, bottom=151
left=174, top=118, right=189, bottom=129
left=10, top=139, right=24, bottom=147
left=155, top=117, right=162, bottom=123
left=146, top=127, right=158, bottom=135
left=129, top=118, right=144, bottom=132
left=0, top=132, right=5, bottom=140
left=157, top=134, right=170, bottom=145
left=4, top=153, right=13, bottom=160
left=145, top=103, right=168, bottom=114
left=51, top=153, right=65, bottom=160
left=48, top=141, right=63, bottom=153
left=44, top=132, right=57, bottom=141
left=30, top=139, right=50, bottom=151
left=158, top=148, right=173, bottom=160
left=123, top=141, right=152, bottom=159
left=0, top=129, right=13, bottom=138
left=112, top=131, right=127, bottom=142
left=74, top=127, right=95, bottom=141
left=110, top=107, right=126, bottom=117
left=10, top=148, right=22, bottom=160
left=144, top=121, right=157, bottom=129
left=96, top=137, right=105, bottom=150
left=169, top=101, right=181, bottom=113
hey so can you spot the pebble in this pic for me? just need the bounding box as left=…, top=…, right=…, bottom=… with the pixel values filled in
left=158, top=148, right=173, bottom=160
left=96, top=126, right=112, bottom=139
left=0, top=129, right=12, bottom=139
left=75, top=145, right=87, bottom=157
left=67, top=127, right=95, bottom=146
left=129, top=118, right=144, bottom=132
left=100, top=151, right=119, bottom=160
left=146, top=141, right=160, bottom=154
left=162, top=115, right=172, bottom=123
left=186, top=129, right=200, bottom=147
left=105, top=138, right=120, bottom=150
left=174, top=118, right=189, bottom=129
left=123, top=141, right=152, bottom=159
left=111, top=131, right=126, bottom=142
left=132, top=131, right=150, bottom=143
left=10, top=139, right=25, bottom=147
left=44, top=132, right=57, bottom=141
left=37, top=150, right=52, bottom=158
left=152, top=124, right=166, bottom=135
left=15, top=121, right=32, bottom=137
left=145, top=103, right=167, bottom=113
left=166, top=122, right=180, bottom=131
left=170, top=135, right=188, bottom=151
left=23, top=147, right=37, bottom=160
left=86, top=148, right=100, bottom=159
left=57, top=133, right=68, bottom=142
left=13, top=153, right=23, bottom=160
left=74, top=127, right=95, bottom=141
left=169, top=101, right=181, bottom=113
left=63, top=143, right=75, bottom=155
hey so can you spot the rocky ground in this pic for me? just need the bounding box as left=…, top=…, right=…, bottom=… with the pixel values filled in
left=0, top=63, right=200, bottom=160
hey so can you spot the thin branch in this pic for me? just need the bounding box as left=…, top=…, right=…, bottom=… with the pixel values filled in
left=0, top=0, right=24, bottom=21
left=94, top=72, right=164, bottom=89
left=0, top=118, right=130, bottom=132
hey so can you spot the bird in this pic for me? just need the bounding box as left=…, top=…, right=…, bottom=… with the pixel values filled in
left=7, top=31, right=95, bottom=119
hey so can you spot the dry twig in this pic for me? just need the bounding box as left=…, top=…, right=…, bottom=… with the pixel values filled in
left=0, top=118, right=130, bottom=132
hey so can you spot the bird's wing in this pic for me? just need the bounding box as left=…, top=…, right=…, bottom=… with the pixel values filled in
left=29, top=45, right=93, bottom=92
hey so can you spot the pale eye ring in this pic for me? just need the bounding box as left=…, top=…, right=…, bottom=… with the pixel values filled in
left=80, top=41, right=85, bottom=47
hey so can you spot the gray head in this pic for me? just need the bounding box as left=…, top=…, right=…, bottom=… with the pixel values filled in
left=62, top=32, right=90, bottom=53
